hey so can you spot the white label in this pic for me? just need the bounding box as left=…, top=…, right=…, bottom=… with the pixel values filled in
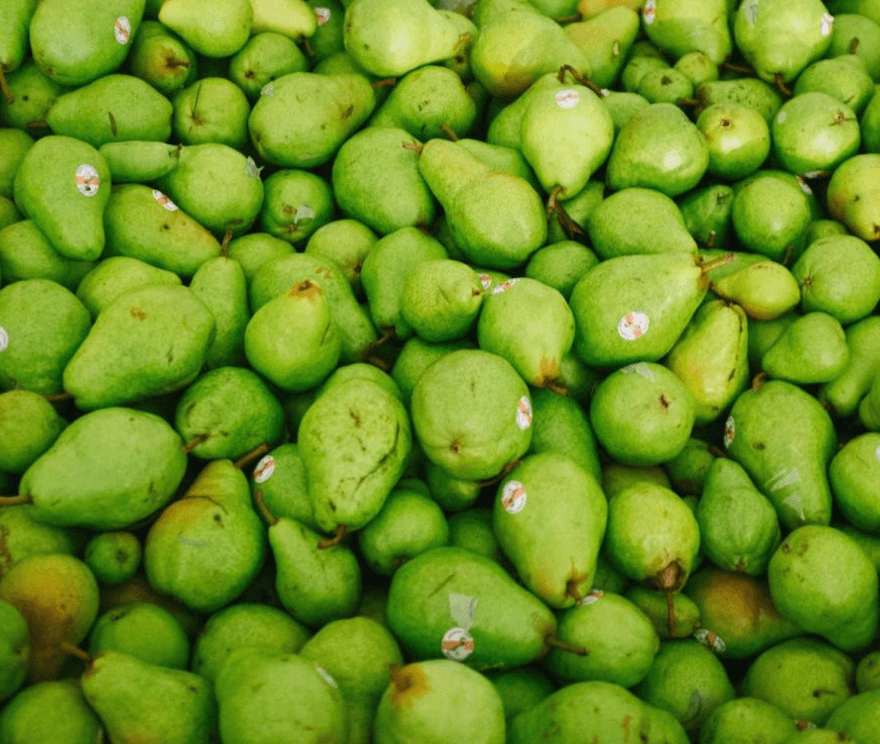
left=766, top=467, right=801, bottom=492
left=261, top=83, right=274, bottom=97
left=294, top=204, right=315, bottom=223
left=821, top=13, right=834, bottom=36
left=477, top=273, right=492, bottom=291
left=314, top=6, right=331, bottom=24
left=802, top=170, right=826, bottom=179
left=796, top=176, right=813, bottom=195
left=743, top=0, right=758, bottom=26
left=723, top=416, right=735, bottom=448
left=643, top=0, right=656, bottom=24
left=114, top=17, right=131, bottom=44
left=0, top=327, right=7, bottom=353
left=618, top=311, right=649, bottom=340
left=314, top=664, right=338, bottom=688
left=491, top=278, right=517, bottom=294
left=578, top=589, right=604, bottom=606
left=441, top=627, right=474, bottom=661
left=151, top=189, right=178, bottom=211
left=449, top=593, right=478, bottom=629
left=555, top=89, right=580, bottom=109
left=516, top=395, right=532, bottom=429
left=694, top=628, right=726, bottom=653
left=75, top=164, right=100, bottom=197
left=620, top=362, right=655, bottom=382
left=246, top=157, right=263, bottom=178
left=501, top=480, right=527, bottom=514
left=253, top=455, right=275, bottom=483
left=775, top=110, right=787, bottom=125
left=600, top=88, right=611, bottom=98
left=782, top=494, right=806, bottom=521
left=876, top=444, right=880, bottom=464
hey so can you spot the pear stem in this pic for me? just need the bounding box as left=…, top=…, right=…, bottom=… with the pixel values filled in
left=371, top=78, right=397, bottom=90
left=301, top=38, right=315, bottom=58
left=0, top=495, right=31, bottom=506
left=43, top=391, right=72, bottom=402
left=850, top=37, right=860, bottom=55
left=25, top=120, right=50, bottom=131
left=676, top=97, right=700, bottom=107
left=220, top=230, right=233, bottom=256
left=317, top=524, right=348, bottom=549
left=59, top=643, right=92, bottom=665
left=708, top=445, right=727, bottom=458
left=545, top=636, right=589, bottom=656
left=476, top=459, right=521, bottom=487
left=366, top=354, right=391, bottom=371
left=546, top=380, right=570, bottom=397
left=166, top=57, right=190, bottom=69
left=698, top=253, right=736, bottom=274
left=665, top=591, right=677, bottom=638
left=751, top=372, right=769, bottom=390
left=554, top=12, right=581, bottom=23
left=234, top=443, right=270, bottom=470
left=774, top=72, right=792, bottom=98
left=401, top=140, right=422, bottom=154
left=441, top=123, right=459, bottom=142
left=556, top=65, right=604, bottom=97
left=721, top=60, right=755, bottom=75
left=252, top=489, right=278, bottom=526
left=0, top=66, right=13, bottom=105
left=182, top=433, right=209, bottom=454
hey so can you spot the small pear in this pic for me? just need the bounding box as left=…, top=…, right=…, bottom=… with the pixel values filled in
left=0, top=680, right=103, bottom=744
left=711, top=259, right=801, bottom=320
left=83, top=531, right=141, bottom=585
left=699, top=697, right=798, bottom=744
left=75, top=256, right=182, bottom=318
left=820, top=316, right=880, bottom=417
left=87, top=602, right=189, bottom=669
left=250, top=0, right=317, bottom=39
left=98, top=141, right=182, bottom=184
left=228, top=31, right=309, bottom=99
left=761, top=312, right=849, bottom=384
left=159, top=0, right=253, bottom=57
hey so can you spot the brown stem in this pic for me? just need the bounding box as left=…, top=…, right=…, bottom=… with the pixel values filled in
left=365, top=354, right=391, bottom=371
left=220, top=230, right=233, bottom=256
left=676, top=97, right=700, bottom=107
left=43, top=391, right=72, bottom=402
left=546, top=379, right=570, bottom=397
left=751, top=371, right=769, bottom=390
left=545, top=635, right=589, bottom=656
left=557, top=64, right=604, bottom=97
left=182, top=433, right=209, bottom=454
left=0, top=66, right=13, bottom=105
left=301, top=38, right=315, bottom=58
left=722, top=60, right=755, bottom=75
left=850, top=37, right=860, bottom=55
left=25, top=120, right=50, bottom=131
left=565, top=580, right=582, bottom=603
left=653, top=562, right=683, bottom=592
left=371, top=78, right=397, bottom=90
left=705, top=229, right=716, bottom=249
left=252, top=489, right=278, bottom=526
left=59, top=643, right=92, bottom=665
left=774, top=72, right=792, bottom=98
left=0, top=495, right=32, bottom=506
left=554, top=13, right=581, bottom=23
left=699, top=253, right=736, bottom=274
left=234, top=442, right=270, bottom=470
left=441, top=123, right=459, bottom=141
left=708, top=445, right=727, bottom=458
left=782, top=244, right=794, bottom=267
left=317, top=524, right=348, bottom=549
left=401, top=140, right=422, bottom=154
left=476, top=459, right=521, bottom=488
left=665, top=591, right=677, bottom=638
left=166, top=57, right=191, bottom=69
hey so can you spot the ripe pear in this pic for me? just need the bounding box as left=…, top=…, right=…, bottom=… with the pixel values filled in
left=0, top=680, right=103, bottom=744
left=159, top=0, right=252, bottom=57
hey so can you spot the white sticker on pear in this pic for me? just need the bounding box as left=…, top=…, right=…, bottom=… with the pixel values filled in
left=723, top=416, right=735, bottom=448
left=491, top=278, right=517, bottom=294
left=578, top=589, right=604, bottom=606
left=802, top=170, right=826, bottom=179
left=152, top=189, right=178, bottom=211
left=743, top=0, right=758, bottom=25
left=693, top=628, right=726, bottom=653
left=516, top=396, right=532, bottom=429
left=314, top=7, right=331, bottom=24
left=821, top=13, right=834, bottom=36
left=555, top=89, right=580, bottom=109
left=75, top=164, right=100, bottom=197
left=775, top=111, right=787, bottom=125
left=618, top=311, right=648, bottom=340
left=643, top=0, right=656, bottom=24
left=114, top=17, right=132, bottom=44
left=314, top=664, right=338, bottom=688
left=621, top=362, right=655, bottom=382
left=796, top=176, right=813, bottom=195
left=253, top=455, right=275, bottom=484
left=294, top=204, right=315, bottom=223
left=0, top=327, right=8, bottom=353
left=875, top=444, right=880, bottom=464
left=501, top=480, right=527, bottom=515
left=477, top=273, right=492, bottom=291
left=261, top=83, right=274, bottom=97
left=441, top=627, right=474, bottom=661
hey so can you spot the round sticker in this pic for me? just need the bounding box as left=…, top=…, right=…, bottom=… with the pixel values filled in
left=620, top=362, right=654, bottom=382
left=501, top=480, right=527, bottom=515
left=151, top=189, right=178, bottom=211
left=555, top=89, right=580, bottom=109
left=693, top=628, right=726, bottom=653
left=253, top=455, right=275, bottom=484
left=0, top=327, right=8, bottom=353
left=875, top=444, right=880, bottom=464
left=723, top=416, right=735, bottom=448
left=491, top=278, right=518, bottom=294
left=314, top=665, right=338, bottom=688
left=643, top=0, right=656, bottom=24
left=477, top=273, right=492, bottom=291
left=441, top=627, right=474, bottom=661
left=114, top=17, right=132, bottom=44
left=617, top=311, right=649, bottom=340
left=516, top=395, right=532, bottom=430
left=578, top=589, right=604, bottom=606
left=821, top=13, right=834, bottom=36
left=75, top=164, right=100, bottom=197
left=314, top=7, right=331, bottom=24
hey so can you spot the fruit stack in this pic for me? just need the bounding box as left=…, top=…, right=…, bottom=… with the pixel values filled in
left=2, top=0, right=880, bottom=742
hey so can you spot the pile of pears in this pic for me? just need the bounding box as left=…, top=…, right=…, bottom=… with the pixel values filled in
left=5, top=0, right=880, bottom=741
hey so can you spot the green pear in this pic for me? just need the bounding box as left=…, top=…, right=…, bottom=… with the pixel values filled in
left=741, top=637, right=856, bottom=726
left=0, top=505, right=82, bottom=581
left=0, top=0, right=39, bottom=104
left=250, top=71, right=375, bottom=167
left=0, top=390, right=65, bottom=474
left=373, top=659, right=505, bottom=744
left=621, top=54, right=669, bottom=93
left=386, top=546, right=558, bottom=670
left=98, top=141, right=181, bottom=184
left=248, top=444, right=319, bottom=531
left=820, top=316, right=880, bottom=417
left=543, top=592, right=659, bottom=687
left=215, top=646, right=347, bottom=744
left=82, top=650, right=216, bottom=744
left=699, top=697, right=798, bottom=744
left=172, top=77, right=249, bottom=149
left=191, top=602, right=309, bottom=682
left=830, top=433, right=880, bottom=534
left=63, top=284, right=215, bottom=410
left=697, top=103, right=772, bottom=182
left=695, top=77, right=783, bottom=123
left=524, top=241, right=598, bottom=300
left=794, top=55, right=874, bottom=113
left=390, top=335, right=474, bottom=406
left=0, top=128, right=33, bottom=198
left=680, top=184, right=735, bottom=250
left=725, top=378, right=836, bottom=530
left=159, top=0, right=252, bottom=57
left=761, top=312, right=849, bottom=384
left=825, top=688, right=880, bottom=743
left=144, top=459, right=267, bottom=613
left=83, top=531, right=141, bottom=585
left=674, top=50, right=720, bottom=86
left=300, top=617, right=404, bottom=744
left=304, top=218, right=377, bottom=298
left=0, top=61, right=64, bottom=132
left=46, top=74, right=173, bottom=148
left=526, top=387, right=601, bottom=481
left=857, top=651, right=880, bottom=693
left=226, top=231, right=292, bottom=281
left=710, top=259, right=800, bottom=320
left=625, top=585, right=701, bottom=640
left=828, top=12, right=880, bottom=80
left=128, top=20, right=197, bottom=97
left=331, top=127, right=436, bottom=235
left=424, top=459, right=482, bottom=512
left=769, top=525, right=878, bottom=652
left=87, top=602, right=189, bottom=669
left=636, top=67, right=695, bottom=105
left=564, top=7, right=641, bottom=89
left=29, top=0, right=145, bottom=87
left=643, top=0, right=732, bottom=63
left=748, top=312, right=799, bottom=368
left=250, top=0, right=317, bottom=39
left=0, top=598, right=29, bottom=701
left=189, top=254, right=249, bottom=368
left=75, top=256, right=181, bottom=318
left=13, top=135, right=110, bottom=261
left=0, top=554, right=98, bottom=682
left=697, top=458, right=781, bottom=575
left=485, top=72, right=562, bottom=150
left=410, top=349, right=532, bottom=481
left=663, top=436, right=716, bottom=496
left=0, top=680, right=102, bottom=744
left=588, top=187, right=697, bottom=259
left=486, top=667, right=554, bottom=721
left=228, top=31, right=309, bottom=100
left=448, top=508, right=502, bottom=562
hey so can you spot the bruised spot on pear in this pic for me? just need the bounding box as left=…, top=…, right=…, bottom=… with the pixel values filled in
left=291, top=279, right=322, bottom=301
left=390, top=664, right=431, bottom=710
left=653, top=561, right=685, bottom=592
left=130, top=308, right=146, bottom=320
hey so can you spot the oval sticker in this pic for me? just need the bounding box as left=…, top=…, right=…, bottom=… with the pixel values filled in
left=643, top=0, right=656, bottom=24
left=253, top=455, right=275, bottom=484
left=115, top=17, right=132, bottom=45
left=821, top=13, right=834, bottom=36
left=516, top=395, right=532, bottom=430
left=618, top=311, right=649, bottom=340
left=314, top=664, right=338, bottom=688
left=491, top=278, right=517, bottom=294
left=75, top=164, right=100, bottom=197
left=578, top=589, right=604, bottom=606
left=555, top=89, right=580, bottom=109
left=441, top=627, right=474, bottom=661
left=152, top=189, right=179, bottom=211
left=0, top=327, right=8, bottom=353
left=501, top=480, right=527, bottom=515
left=314, top=7, right=331, bottom=24
left=694, top=628, right=726, bottom=653
left=723, top=416, right=735, bottom=448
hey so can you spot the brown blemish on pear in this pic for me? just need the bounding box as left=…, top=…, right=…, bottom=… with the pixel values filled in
left=291, top=279, right=322, bottom=301
left=390, top=664, right=431, bottom=711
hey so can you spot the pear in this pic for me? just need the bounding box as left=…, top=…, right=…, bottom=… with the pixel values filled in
left=63, top=284, right=216, bottom=410
left=700, top=698, right=798, bottom=744
left=83, top=531, right=141, bottom=586
left=644, top=0, right=732, bottom=62
left=0, top=220, right=93, bottom=290
left=826, top=153, right=880, bottom=242
left=0, top=0, right=38, bottom=104
left=304, top=219, right=377, bottom=298
left=159, top=0, right=252, bottom=57
left=172, top=77, right=250, bottom=149
left=228, top=31, right=309, bottom=99
left=825, top=688, right=880, bottom=743
left=821, top=316, right=880, bottom=416
left=0, top=554, right=98, bottom=682
left=794, top=55, right=874, bottom=113
left=0, top=680, right=103, bottom=744
left=828, top=12, right=880, bottom=80
left=830, top=433, right=880, bottom=532
left=625, top=585, right=701, bottom=640
left=386, top=546, right=558, bottom=670
left=486, top=667, right=555, bottom=721
left=75, top=256, right=181, bottom=318
left=82, top=650, right=217, bottom=744
left=127, top=20, right=197, bottom=97
left=761, top=312, right=849, bottom=384
left=29, top=0, right=145, bottom=87
left=250, top=0, right=317, bottom=39
left=0, top=61, right=64, bottom=132
left=0, top=128, right=33, bottom=198
left=664, top=436, right=716, bottom=496
left=485, top=72, right=562, bottom=150
left=448, top=508, right=501, bottom=562
left=710, top=259, right=801, bottom=320
left=248, top=444, right=315, bottom=529
left=260, top=173, right=329, bottom=243
left=564, top=7, right=641, bottom=89
left=0, top=599, right=29, bottom=701
left=98, top=141, right=182, bottom=183
left=343, top=0, right=462, bottom=77
left=189, top=254, right=249, bottom=368
left=527, top=387, right=601, bottom=481
left=227, top=232, right=293, bottom=281
left=695, top=77, right=783, bottom=123
left=697, top=103, right=772, bottom=182
left=0, top=505, right=82, bottom=581
left=768, top=525, right=879, bottom=653
left=602, top=462, right=672, bottom=499
left=636, top=67, right=695, bottom=104
left=144, top=459, right=267, bottom=613
left=300, top=617, right=404, bottom=744
left=373, top=660, right=505, bottom=744
left=87, top=602, right=189, bottom=669
left=524, top=241, right=598, bottom=300
left=0, top=390, right=65, bottom=474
